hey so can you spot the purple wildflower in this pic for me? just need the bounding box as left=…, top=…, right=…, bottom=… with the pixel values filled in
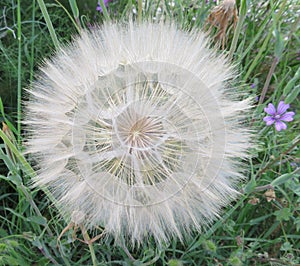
left=263, top=101, right=295, bottom=131
left=96, top=0, right=110, bottom=12
left=290, top=162, right=298, bottom=169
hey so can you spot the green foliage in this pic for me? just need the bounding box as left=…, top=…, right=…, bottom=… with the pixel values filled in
left=0, top=0, right=299, bottom=265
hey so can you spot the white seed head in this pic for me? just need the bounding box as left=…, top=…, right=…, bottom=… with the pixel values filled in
left=25, top=21, right=252, bottom=246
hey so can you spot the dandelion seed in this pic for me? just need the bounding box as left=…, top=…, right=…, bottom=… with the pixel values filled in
left=263, top=101, right=295, bottom=131
left=25, top=21, right=253, bottom=246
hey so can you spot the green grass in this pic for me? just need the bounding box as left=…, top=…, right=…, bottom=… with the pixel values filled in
left=0, top=0, right=299, bottom=265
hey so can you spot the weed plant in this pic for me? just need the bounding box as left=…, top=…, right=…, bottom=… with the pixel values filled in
left=0, top=0, right=299, bottom=265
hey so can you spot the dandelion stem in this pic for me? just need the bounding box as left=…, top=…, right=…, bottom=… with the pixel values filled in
left=88, top=241, right=98, bottom=266
left=137, top=0, right=143, bottom=23
left=81, top=227, right=98, bottom=266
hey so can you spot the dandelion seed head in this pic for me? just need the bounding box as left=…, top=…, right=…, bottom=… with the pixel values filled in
left=25, top=21, right=253, bottom=246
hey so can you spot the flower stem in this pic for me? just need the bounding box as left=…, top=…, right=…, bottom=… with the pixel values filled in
left=137, top=0, right=143, bottom=23
left=258, top=57, right=279, bottom=105
left=17, top=0, right=22, bottom=146
left=88, top=241, right=98, bottom=266
left=81, top=227, right=98, bottom=266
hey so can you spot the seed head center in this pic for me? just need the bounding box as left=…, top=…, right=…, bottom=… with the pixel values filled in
left=127, top=117, right=150, bottom=147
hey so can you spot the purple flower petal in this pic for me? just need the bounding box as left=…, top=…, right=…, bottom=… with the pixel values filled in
left=277, top=101, right=290, bottom=115
left=280, top=111, right=295, bottom=122
left=275, top=121, right=287, bottom=131
left=97, top=0, right=110, bottom=12
left=264, top=103, right=276, bottom=115
left=263, top=116, right=275, bottom=125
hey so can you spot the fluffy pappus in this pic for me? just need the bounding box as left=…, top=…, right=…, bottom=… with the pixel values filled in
left=24, top=20, right=253, bottom=247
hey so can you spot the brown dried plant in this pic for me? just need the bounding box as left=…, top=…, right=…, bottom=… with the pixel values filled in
left=56, top=211, right=104, bottom=246
left=205, top=0, right=238, bottom=49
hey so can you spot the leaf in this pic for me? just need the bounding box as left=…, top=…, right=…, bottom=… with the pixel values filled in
left=280, top=242, right=293, bottom=251
left=283, top=67, right=300, bottom=97
left=273, top=28, right=284, bottom=59
left=229, top=256, right=242, bottom=266
left=271, top=169, right=299, bottom=187
left=68, top=0, right=79, bottom=19
left=26, top=216, right=47, bottom=226
left=168, top=259, right=184, bottom=266
left=295, top=218, right=300, bottom=232
left=249, top=213, right=273, bottom=225
left=285, top=84, right=300, bottom=104
left=7, top=174, right=22, bottom=186
left=203, top=239, right=217, bottom=253
left=274, top=208, right=292, bottom=222
left=243, top=177, right=256, bottom=193
left=286, top=178, right=300, bottom=196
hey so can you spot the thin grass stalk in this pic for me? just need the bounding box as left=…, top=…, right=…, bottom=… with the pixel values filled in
left=82, top=228, right=98, bottom=266
left=29, top=0, right=36, bottom=83
left=0, top=41, right=17, bottom=71
left=176, top=0, right=184, bottom=26
left=0, top=128, right=61, bottom=213
left=0, top=130, right=35, bottom=177
left=17, top=0, right=22, bottom=146
left=37, top=0, right=60, bottom=50
left=228, top=0, right=247, bottom=59
left=243, top=0, right=288, bottom=81
left=68, top=0, right=81, bottom=28
left=258, top=57, right=279, bottom=104
left=0, top=129, right=56, bottom=236
left=19, top=184, right=53, bottom=236
left=239, top=3, right=277, bottom=62
left=98, top=0, right=111, bottom=21
left=186, top=195, right=246, bottom=251
left=256, top=138, right=300, bottom=178
left=54, top=0, right=81, bottom=33
left=138, top=0, right=143, bottom=22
